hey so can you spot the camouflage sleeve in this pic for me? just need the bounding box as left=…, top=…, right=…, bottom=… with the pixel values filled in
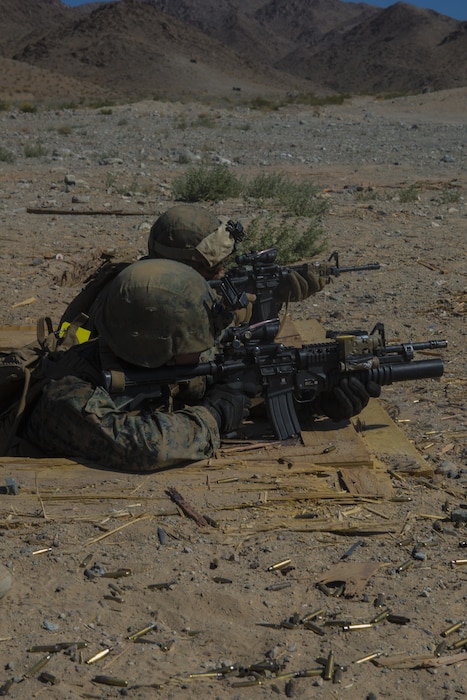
left=22, top=376, right=221, bottom=472
left=280, top=267, right=327, bottom=302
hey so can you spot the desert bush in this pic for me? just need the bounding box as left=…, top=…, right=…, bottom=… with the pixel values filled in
left=172, top=163, right=242, bottom=201
left=24, top=140, right=47, bottom=158
left=19, top=102, right=38, bottom=113
left=244, top=172, right=328, bottom=217
left=0, top=100, right=10, bottom=111
left=246, top=96, right=278, bottom=111
left=398, top=184, right=419, bottom=203
left=57, top=124, right=72, bottom=136
left=171, top=165, right=327, bottom=261
left=191, top=115, right=217, bottom=128
left=245, top=214, right=324, bottom=263
left=0, top=146, right=15, bottom=163
left=354, top=187, right=382, bottom=201
left=439, top=188, right=461, bottom=204
left=282, top=92, right=349, bottom=107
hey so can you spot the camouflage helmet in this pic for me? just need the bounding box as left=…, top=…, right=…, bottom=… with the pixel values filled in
left=148, top=204, right=244, bottom=274
left=93, top=258, right=218, bottom=368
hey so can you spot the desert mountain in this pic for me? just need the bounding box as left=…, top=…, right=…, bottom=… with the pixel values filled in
left=7, top=0, right=311, bottom=99
left=0, top=0, right=466, bottom=101
left=276, top=3, right=464, bottom=93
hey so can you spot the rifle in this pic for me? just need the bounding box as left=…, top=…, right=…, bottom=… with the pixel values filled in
left=210, top=248, right=380, bottom=323
left=102, top=320, right=447, bottom=441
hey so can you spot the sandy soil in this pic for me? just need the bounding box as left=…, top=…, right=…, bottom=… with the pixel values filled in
left=0, top=89, right=466, bottom=699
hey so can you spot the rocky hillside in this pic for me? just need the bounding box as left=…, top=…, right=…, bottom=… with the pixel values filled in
left=0, top=0, right=466, bottom=100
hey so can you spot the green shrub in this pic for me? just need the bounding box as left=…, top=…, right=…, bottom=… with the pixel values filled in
left=398, top=184, right=419, bottom=203
left=439, top=188, right=461, bottom=204
left=0, top=146, right=15, bottom=163
left=246, top=214, right=324, bottom=264
left=244, top=173, right=328, bottom=217
left=171, top=165, right=327, bottom=261
left=172, top=163, right=242, bottom=201
left=19, top=102, right=38, bottom=113
left=24, top=140, right=47, bottom=158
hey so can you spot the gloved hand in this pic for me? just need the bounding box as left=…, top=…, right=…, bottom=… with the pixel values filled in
left=317, top=377, right=381, bottom=421
left=281, top=267, right=328, bottom=303
left=233, top=293, right=257, bottom=324
left=202, top=384, right=251, bottom=434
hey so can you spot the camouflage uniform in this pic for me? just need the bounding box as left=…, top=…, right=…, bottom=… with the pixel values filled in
left=17, top=260, right=230, bottom=472
left=21, top=374, right=220, bottom=471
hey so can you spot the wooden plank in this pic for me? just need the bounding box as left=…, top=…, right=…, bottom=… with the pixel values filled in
left=0, top=325, right=36, bottom=352
left=351, top=400, right=434, bottom=477
left=338, top=465, right=394, bottom=498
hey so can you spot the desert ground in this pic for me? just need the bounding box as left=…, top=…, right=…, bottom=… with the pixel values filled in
left=0, top=88, right=466, bottom=699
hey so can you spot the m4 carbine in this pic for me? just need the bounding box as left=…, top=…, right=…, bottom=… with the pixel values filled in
left=210, top=249, right=380, bottom=323
left=103, top=320, right=447, bottom=441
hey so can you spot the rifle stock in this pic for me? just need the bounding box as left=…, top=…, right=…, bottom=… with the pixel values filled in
left=102, top=321, right=447, bottom=441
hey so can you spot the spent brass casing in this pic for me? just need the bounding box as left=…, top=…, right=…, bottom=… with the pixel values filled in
left=397, top=558, right=414, bottom=572
left=344, top=623, right=374, bottom=631
left=301, top=608, right=324, bottom=623
left=38, top=671, right=59, bottom=685
left=101, top=568, right=131, bottom=578
left=333, top=666, right=343, bottom=684
left=371, top=609, right=391, bottom=624
left=230, top=680, right=263, bottom=688
left=147, top=579, right=177, bottom=590
left=85, top=648, right=111, bottom=665
left=354, top=651, right=381, bottom=664
left=299, top=668, right=325, bottom=677
left=374, top=593, right=385, bottom=608
left=127, top=623, right=156, bottom=641
left=80, top=553, right=93, bottom=568
left=303, top=621, right=325, bottom=636
left=387, top=614, right=410, bottom=625
left=23, top=654, right=52, bottom=678
left=93, top=675, right=128, bottom=687
left=267, top=559, right=292, bottom=571
left=0, top=679, right=14, bottom=695
left=451, top=637, right=467, bottom=650
left=441, top=621, right=463, bottom=637
left=333, top=583, right=345, bottom=598
left=316, top=582, right=332, bottom=596
left=323, top=651, right=334, bottom=681
left=434, top=640, right=447, bottom=657
left=103, top=594, right=124, bottom=603
left=265, top=582, right=291, bottom=591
